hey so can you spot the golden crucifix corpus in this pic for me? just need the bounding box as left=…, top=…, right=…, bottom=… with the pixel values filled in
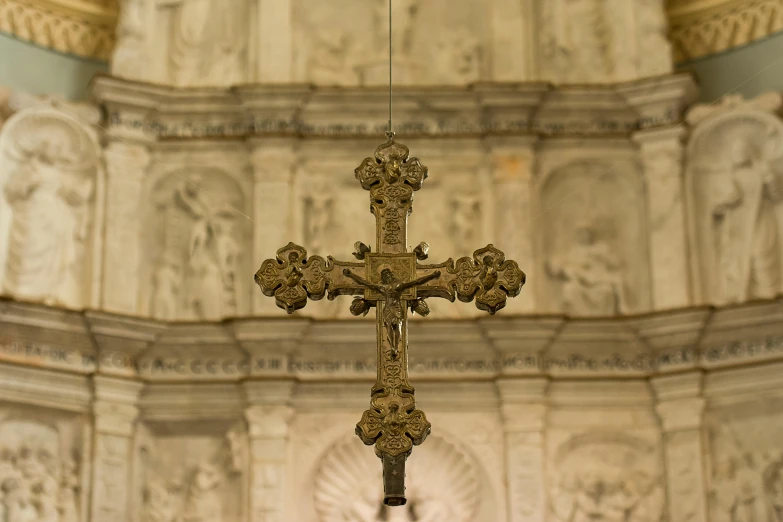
left=255, top=138, right=526, bottom=506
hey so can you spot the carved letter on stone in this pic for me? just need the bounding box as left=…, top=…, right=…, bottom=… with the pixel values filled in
left=0, top=107, right=98, bottom=309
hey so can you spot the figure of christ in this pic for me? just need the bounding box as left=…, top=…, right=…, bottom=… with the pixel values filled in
left=342, top=268, right=441, bottom=358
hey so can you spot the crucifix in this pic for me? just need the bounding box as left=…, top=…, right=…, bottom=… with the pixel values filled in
left=254, top=0, right=525, bottom=508
left=254, top=138, right=526, bottom=505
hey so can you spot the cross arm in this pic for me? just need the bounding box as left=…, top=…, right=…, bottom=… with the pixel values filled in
left=414, top=244, right=526, bottom=314
left=254, top=242, right=369, bottom=313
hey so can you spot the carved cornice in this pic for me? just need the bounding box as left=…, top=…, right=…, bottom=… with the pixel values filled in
left=0, top=0, right=118, bottom=60
left=667, top=0, right=783, bottom=62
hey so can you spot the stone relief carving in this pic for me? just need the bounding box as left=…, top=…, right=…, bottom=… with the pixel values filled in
left=538, top=161, right=649, bottom=316
left=0, top=418, right=82, bottom=522
left=314, top=435, right=481, bottom=522
left=549, top=432, right=665, bottom=522
left=708, top=418, right=783, bottom=522
left=635, top=0, right=673, bottom=77
left=146, top=171, right=246, bottom=321
left=296, top=0, right=486, bottom=85
left=0, top=107, right=98, bottom=309
left=138, top=427, right=246, bottom=522
left=303, top=189, right=335, bottom=256
left=686, top=94, right=783, bottom=305
left=156, top=0, right=248, bottom=87
left=539, top=0, right=616, bottom=83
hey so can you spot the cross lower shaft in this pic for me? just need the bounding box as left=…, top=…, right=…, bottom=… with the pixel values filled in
left=382, top=453, right=408, bottom=506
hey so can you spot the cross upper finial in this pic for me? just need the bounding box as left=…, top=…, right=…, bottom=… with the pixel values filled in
left=255, top=139, right=526, bottom=506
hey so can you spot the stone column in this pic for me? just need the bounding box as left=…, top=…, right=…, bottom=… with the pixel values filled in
left=90, top=376, right=143, bottom=522
left=652, top=372, right=709, bottom=522
left=633, top=126, right=691, bottom=310
left=497, top=378, right=548, bottom=522
left=101, top=141, right=151, bottom=314
left=254, top=0, right=293, bottom=82
left=250, top=138, right=297, bottom=314
left=487, top=136, right=537, bottom=312
left=244, top=380, right=296, bottom=522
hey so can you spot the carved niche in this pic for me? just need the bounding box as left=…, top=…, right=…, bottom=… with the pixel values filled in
left=294, top=0, right=486, bottom=86
left=0, top=107, right=100, bottom=310
left=141, top=168, right=249, bottom=321
left=685, top=93, right=783, bottom=306
left=134, top=423, right=248, bottom=522
left=548, top=432, right=666, bottom=522
left=0, top=406, right=85, bottom=522
left=707, top=401, right=783, bottom=522
left=537, top=160, right=651, bottom=316
left=312, top=435, right=483, bottom=522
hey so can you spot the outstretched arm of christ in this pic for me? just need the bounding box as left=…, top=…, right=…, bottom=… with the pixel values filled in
left=398, top=271, right=442, bottom=291
left=342, top=269, right=384, bottom=293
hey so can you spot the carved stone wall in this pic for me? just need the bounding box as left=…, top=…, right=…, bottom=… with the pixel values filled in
left=0, top=299, right=781, bottom=522
left=108, top=0, right=674, bottom=86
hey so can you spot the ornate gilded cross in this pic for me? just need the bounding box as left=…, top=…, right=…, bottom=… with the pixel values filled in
left=255, top=139, right=526, bottom=506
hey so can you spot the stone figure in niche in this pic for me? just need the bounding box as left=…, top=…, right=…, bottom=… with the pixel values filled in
left=711, top=452, right=769, bottom=522
left=151, top=176, right=240, bottom=321
left=710, top=140, right=783, bottom=302
left=181, top=464, right=223, bottom=522
left=157, top=0, right=246, bottom=86
left=143, top=476, right=179, bottom=522
left=303, top=192, right=334, bottom=255
left=450, top=195, right=481, bottom=248
left=765, top=458, right=783, bottom=522
left=546, top=223, right=625, bottom=316
left=541, top=0, right=614, bottom=82
left=2, top=140, right=94, bottom=308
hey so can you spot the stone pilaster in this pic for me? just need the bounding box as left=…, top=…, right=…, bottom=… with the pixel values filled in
left=487, top=136, right=537, bottom=313
left=90, top=376, right=143, bottom=522
left=250, top=138, right=297, bottom=314
left=497, top=378, right=548, bottom=522
left=101, top=141, right=151, bottom=314
left=652, top=372, right=709, bottom=522
left=633, top=126, right=691, bottom=310
left=244, top=380, right=296, bottom=522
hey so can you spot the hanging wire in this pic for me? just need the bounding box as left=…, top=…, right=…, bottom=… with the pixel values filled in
left=386, top=0, right=395, bottom=140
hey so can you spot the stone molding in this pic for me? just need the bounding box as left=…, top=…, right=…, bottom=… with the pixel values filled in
left=92, top=74, right=699, bottom=141
left=1, top=295, right=782, bottom=382
left=668, top=0, right=783, bottom=62
left=0, top=0, right=118, bottom=60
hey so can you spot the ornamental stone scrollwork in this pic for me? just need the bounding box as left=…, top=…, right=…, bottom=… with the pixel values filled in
left=313, top=435, right=482, bottom=522
left=0, top=106, right=99, bottom=310
left=145, top=170, right=247, bottom=321
left=668, top=0, right=783, bottom=62
left=549, top=432, right=666, bottom=522
left=685, top=93, right=783, bottom=305
left=0, top=0, right=117, bottom=60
